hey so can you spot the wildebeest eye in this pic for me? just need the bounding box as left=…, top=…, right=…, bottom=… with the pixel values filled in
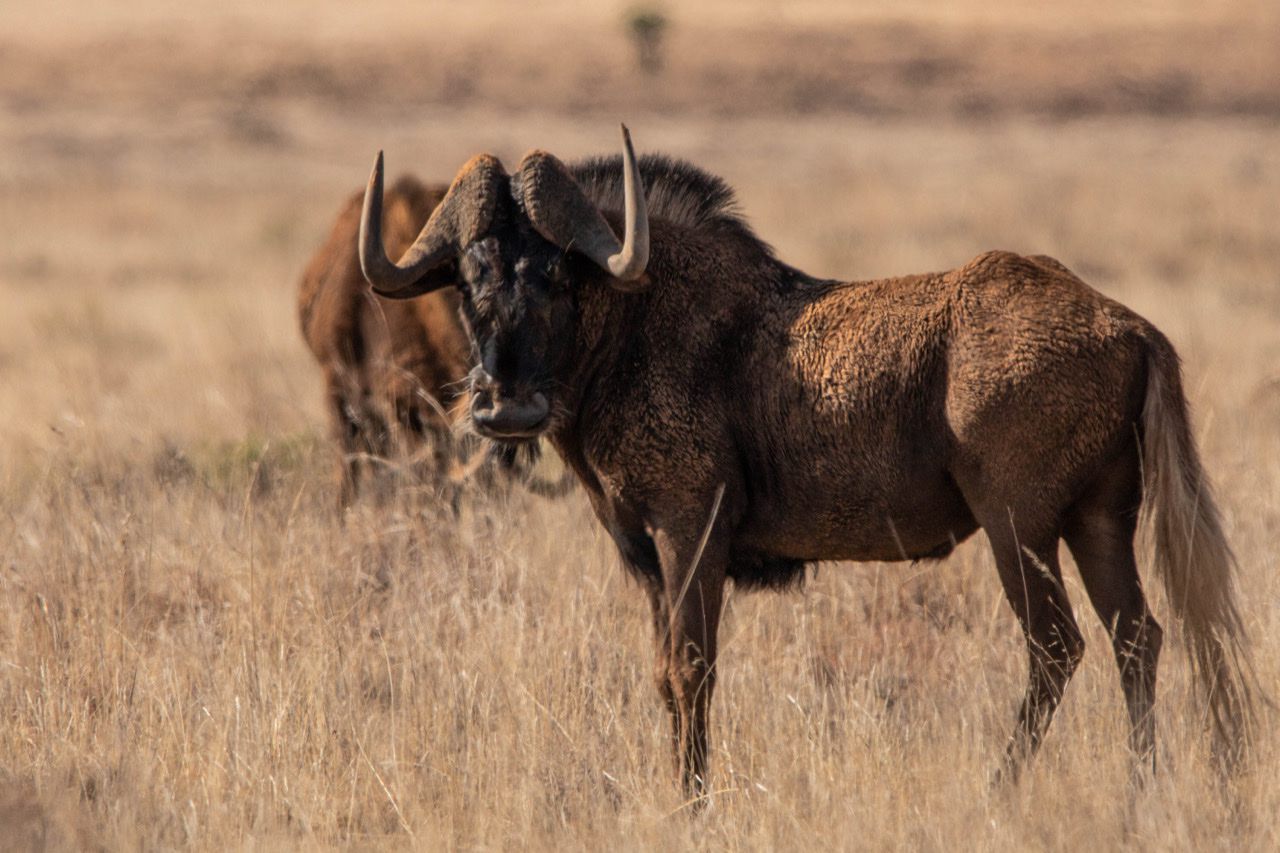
left=546, top=255, right=568, bottom=285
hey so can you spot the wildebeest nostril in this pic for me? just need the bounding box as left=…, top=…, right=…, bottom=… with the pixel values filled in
left=471, top=392, right=550, bottom=437
left=471, top=386, right=494, bottom=413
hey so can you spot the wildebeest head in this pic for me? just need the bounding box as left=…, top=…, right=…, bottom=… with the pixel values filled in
left=359, top=127, right=649, bottom=441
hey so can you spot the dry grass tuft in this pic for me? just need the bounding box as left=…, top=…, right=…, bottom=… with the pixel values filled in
left=1, top=1, right=1278, bottom=848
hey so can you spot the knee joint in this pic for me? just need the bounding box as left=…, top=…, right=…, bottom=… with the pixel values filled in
left=653, top=665, right=675, bottom=707
left=1142, top=617, right=1163, bottom=656
left=1115, top=614, right=1163, bottom=668
left=1034, top=626, right=1085, bottom=675
left=668, top=656, right=715, bottom=703
left=1065, top=631, right=1086, bottom=669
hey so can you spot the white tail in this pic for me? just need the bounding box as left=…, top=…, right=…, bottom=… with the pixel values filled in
left=1141, top=335, right=1259, bottom=764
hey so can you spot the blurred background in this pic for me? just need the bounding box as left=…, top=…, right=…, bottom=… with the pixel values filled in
left=1, top=3, right=1279, bottom=847
left=2, top=0, right=1278, bottom=454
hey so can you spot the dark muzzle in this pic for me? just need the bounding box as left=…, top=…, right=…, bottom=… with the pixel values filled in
left=471, top=389, right=550, bottom=440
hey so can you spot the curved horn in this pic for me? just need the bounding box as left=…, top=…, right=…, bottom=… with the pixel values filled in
left=605, top=125, right=649, bottom=280
left=360, top=152, right=506, bottom=299
left=359, top=152, right=453, bottom=298
left=519, top=125, right=650, bottom=287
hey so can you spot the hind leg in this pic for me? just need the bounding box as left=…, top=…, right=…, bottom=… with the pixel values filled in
left=1063, top=453, right=1163, bottom=771
left=983, top=520, right=1085, bottom=780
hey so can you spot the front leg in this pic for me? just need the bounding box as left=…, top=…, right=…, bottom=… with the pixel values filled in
left=643, top=581, right=678, bottom=748
left=651, top=513, right=729, bottom=803
left=586, top=457, right=735, bottom=802
left=603, top=523, right=683, bottom=765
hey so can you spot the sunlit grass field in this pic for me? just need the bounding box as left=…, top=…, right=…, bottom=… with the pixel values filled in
left=1, top=2, right=1278, bottom=848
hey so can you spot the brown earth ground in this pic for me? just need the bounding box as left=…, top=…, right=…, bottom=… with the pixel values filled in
left=1, top=1, right=1278, bottom=849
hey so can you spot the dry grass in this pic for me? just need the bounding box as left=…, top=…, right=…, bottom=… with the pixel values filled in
left=1, top=2, right=1279, bottom=849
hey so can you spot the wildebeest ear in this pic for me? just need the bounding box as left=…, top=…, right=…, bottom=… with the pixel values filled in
left=517, top=126, right=649, bottom=287
left=360, top=152, right=507, bottom=299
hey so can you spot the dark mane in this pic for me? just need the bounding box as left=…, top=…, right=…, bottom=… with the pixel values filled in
left=569, top=154, right=763, bottom=243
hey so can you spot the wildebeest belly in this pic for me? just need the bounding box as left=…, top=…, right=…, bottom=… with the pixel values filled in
left=734, top=461, right=979, bottom=571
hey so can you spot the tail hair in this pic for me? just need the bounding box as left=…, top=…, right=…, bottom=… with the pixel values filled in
left=1141, top=333, right=1260, bottom=765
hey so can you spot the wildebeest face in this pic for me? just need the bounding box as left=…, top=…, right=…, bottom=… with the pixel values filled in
left=457, top=229, right=576, bottom=440
left=359, top=125, right=649, bottom=443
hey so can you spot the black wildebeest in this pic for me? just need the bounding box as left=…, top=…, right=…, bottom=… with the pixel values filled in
left=298, top=176, right=568, bottom=507
left=357, top=127, right=1256, bottom=798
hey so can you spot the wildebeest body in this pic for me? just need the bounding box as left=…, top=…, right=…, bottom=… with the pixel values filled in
left=358, top=138, right=1255, bottom=801
left=566, top=234, right=1147, bottom=577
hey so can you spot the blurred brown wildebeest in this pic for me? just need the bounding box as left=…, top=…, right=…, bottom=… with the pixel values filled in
left=298, top=177, right=469, bottom=506
left=358, top=128, right=1258, bottom=800
left=298, top=176, right=567, bottom=507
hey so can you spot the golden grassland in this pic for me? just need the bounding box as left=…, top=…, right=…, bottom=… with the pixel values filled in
left=2, top=2, right=1279, bottom=849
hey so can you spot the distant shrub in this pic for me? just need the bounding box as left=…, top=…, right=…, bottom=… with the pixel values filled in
left=625, top=7, right=669, bottom=74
